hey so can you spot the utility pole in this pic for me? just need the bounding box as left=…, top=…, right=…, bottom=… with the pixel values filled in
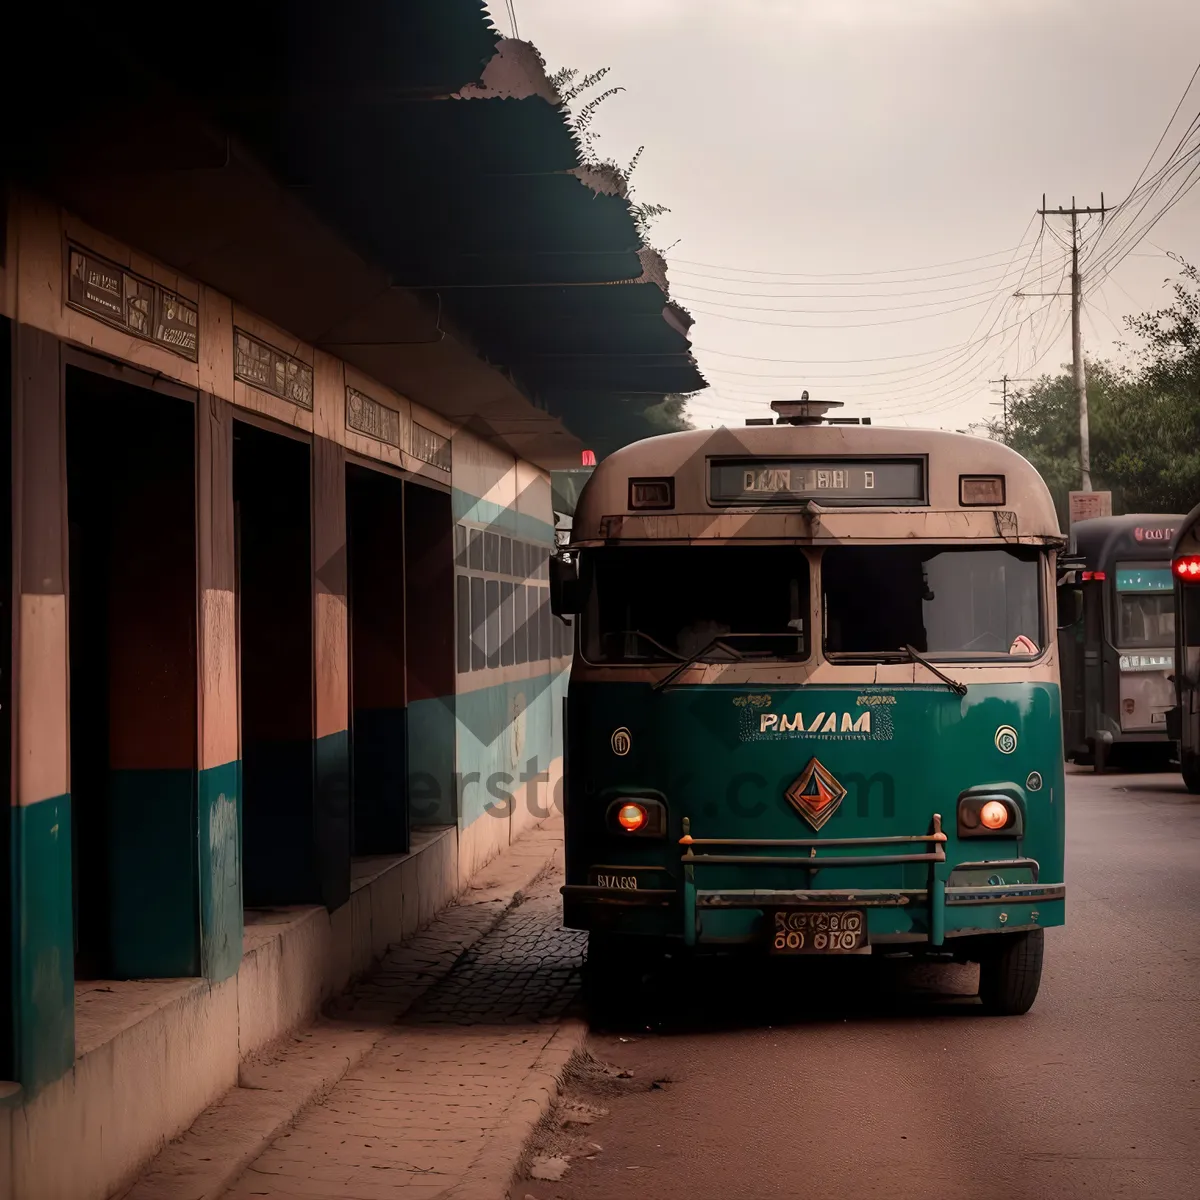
left=1036, top=194, right=1106, bottom=491
left=988, top=374, right=1032, bottom=438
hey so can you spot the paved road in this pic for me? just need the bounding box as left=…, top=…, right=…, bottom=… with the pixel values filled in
left=516, top=766, right=1200, bottom=1200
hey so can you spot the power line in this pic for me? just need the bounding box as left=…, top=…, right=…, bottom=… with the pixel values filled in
left=1100, top=58, right=1200, bottom=223
left=670, top=265, right=1040, bottom=300
left=699, top=296, right=1061, bottom=418
left=701, top=304, right=1060, bottom=400
left=669, top=250, right=1043, bottom=289
left=685, top=224, right=1049, bottom=368
left=668, top=240, right=1038, bottom=280
left=1085, top=152, right=1200, bottom=288
left=1082, top=67, right=1200, bottom=280
left=674, top=255, right=1070, bottom=310
left=676, top=280, right=1036, bottom=316
left=685, top=291, right=1012, bottom=330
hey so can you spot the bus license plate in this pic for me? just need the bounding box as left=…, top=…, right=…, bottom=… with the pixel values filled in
left=769, top=910, right=867, bottom=954
left=590, top=872, right=638, bottom=891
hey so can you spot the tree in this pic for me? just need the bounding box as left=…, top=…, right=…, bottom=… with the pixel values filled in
left=642, top=393, right=696, bottom=433
left=987, top=258, right=1200, bottom=523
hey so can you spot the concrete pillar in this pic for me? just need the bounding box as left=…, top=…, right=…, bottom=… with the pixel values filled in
left=11, top=322, right=73, bottom=1091
left=197, top=394, right=241, bottom=980
left=313, top=436, right=350, bottom=910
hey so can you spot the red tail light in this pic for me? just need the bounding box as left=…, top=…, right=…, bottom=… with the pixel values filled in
left=1081, top=570, right=1106, bottom=581
left=1174, top=555, right=1200, bottom=580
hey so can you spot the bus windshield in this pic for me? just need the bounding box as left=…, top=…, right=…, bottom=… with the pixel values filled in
left=823, top=545, right=1042, bottom=659
left=581, top=546, right=809, bottom=663
left=1114, top=563, right=1175, bottom=648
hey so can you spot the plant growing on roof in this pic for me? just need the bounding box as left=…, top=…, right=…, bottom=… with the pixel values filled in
left=549, top=65, right=672, bottom=245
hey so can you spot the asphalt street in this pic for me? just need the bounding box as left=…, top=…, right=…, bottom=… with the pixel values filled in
left=517, top=765, right=1200, bottom=1200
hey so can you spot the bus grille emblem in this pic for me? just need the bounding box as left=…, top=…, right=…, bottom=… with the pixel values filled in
left=785, top=758, right=847, bottom=831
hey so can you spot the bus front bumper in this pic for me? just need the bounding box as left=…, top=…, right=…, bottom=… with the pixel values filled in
left=560, top=881, right=1067, bottom=945
left=561, top=815, right=1065, bottom=947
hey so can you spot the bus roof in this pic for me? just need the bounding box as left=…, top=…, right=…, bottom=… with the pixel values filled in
left=1069, top=513, right=1184, bottom=568
left=571, top=424, right=1061, bottom=545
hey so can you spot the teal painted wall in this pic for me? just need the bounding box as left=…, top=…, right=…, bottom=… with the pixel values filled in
left=314, top=729, right=351, bottom=911
left=12, top=794, right=74, bottom=1094
left=198, top=760, right=242, bottom=982
left=451, top=488, right=555, bottom=544
left=108, top=769, right=200, bottom=978
left=408, top=696, right=456, bottom=826
left=457, top=670, right=568, bottom=829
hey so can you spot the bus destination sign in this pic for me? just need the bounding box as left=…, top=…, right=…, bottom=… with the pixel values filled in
left=709, top=458, right=925, bottom=506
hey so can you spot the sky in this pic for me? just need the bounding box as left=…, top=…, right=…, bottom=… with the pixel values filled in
left=494, top=0, right=1200, bottom=433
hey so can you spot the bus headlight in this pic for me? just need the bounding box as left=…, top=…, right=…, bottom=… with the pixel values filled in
left=606, top=797, right=667, bottom=838
left=617, top=803, right=647, bottom=831
left=957, top=794, right=1022, bottom=838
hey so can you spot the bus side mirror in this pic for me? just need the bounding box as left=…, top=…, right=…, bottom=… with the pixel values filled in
left=1056, top=584, right=1083, bottom=630
left=550, top=553, right=582, bottom=616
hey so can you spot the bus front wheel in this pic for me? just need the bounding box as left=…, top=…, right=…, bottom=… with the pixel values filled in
left=1183, top=756, right=1200, bottom=795
left=584, top=933, right=657, bottom=1025
left=977, top=929, right=1044, bottom=1016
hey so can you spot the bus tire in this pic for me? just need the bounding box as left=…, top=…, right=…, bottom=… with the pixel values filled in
left=977, top=929, right=1044, bottom=1016
left=1183, top=757, right=1200, bottom=795
left=583, top=934, right=652, bottom=1026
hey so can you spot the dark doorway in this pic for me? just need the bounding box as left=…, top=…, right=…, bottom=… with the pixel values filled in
left=404, top=485, right=456, bottom=826
left=346, top=464, right=408, bottom=856
left=65, top=365, right=198, bottom=979
left=233, top=421, right=316, bottom=906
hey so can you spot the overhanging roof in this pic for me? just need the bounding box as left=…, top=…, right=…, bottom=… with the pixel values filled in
left=2, top=1, right=705, bottom=464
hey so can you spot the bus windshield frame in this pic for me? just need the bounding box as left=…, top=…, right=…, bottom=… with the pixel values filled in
left=577, top=542, right=1048, bottom=667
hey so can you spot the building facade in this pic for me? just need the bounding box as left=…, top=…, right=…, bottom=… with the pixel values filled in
left=0, top=190, right=571, bottom=1198
left=0, top=6, right=703, bottom=1193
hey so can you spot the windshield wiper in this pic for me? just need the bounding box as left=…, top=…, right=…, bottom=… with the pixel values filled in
left=651, top=632, right=804, bottom=692
left=901, top=644, right=968, bottom=696
left=607, top=630, right=688, bottom=661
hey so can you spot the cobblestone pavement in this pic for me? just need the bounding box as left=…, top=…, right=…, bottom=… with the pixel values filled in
left=404, top=890, right=586, bottom=1027
left=222, top=872, right=585, bottom=1200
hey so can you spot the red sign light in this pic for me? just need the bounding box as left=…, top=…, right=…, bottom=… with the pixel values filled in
left=581, top=450, right=596, bottom=466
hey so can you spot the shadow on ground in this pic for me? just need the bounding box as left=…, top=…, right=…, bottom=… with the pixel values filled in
left=588, top=950, right=986, bottom=1037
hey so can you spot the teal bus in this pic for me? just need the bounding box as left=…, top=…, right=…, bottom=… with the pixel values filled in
left=552, top=418, right=1069, bottom=1016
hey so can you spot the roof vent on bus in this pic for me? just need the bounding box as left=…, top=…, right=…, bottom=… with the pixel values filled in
left=746, top=394, right=871, bottom=427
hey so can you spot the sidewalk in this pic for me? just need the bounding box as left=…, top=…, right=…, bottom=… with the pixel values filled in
left=119, top=818, right=586, bottom=1200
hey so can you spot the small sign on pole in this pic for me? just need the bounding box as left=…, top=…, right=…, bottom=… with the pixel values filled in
left=1068, top=490, right=1112, bottom=525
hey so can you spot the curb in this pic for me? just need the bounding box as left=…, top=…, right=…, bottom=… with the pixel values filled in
left=117, top=824, right=563, bottom=1200
left=434, top=1019, right=589, bottom=1200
